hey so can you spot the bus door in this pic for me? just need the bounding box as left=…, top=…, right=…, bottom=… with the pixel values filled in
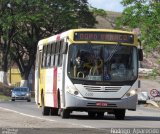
left=35, top=49, right=42, bottom=104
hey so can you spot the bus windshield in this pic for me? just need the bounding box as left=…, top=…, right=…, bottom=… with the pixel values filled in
left=68, top=44, right=138, bottom=82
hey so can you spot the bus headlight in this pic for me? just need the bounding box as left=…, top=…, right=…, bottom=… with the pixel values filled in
left=124, top=89, right=137, bottom=98
left=66, top=85, right=82, bottom=97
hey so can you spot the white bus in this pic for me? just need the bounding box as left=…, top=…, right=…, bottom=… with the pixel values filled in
left=35, top=29, right=143, bottom=119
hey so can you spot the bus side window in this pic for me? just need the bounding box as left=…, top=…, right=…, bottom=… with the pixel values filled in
left=58, top=40, right=64, bottom=67
left=46, top=44, right=51, bottom=67
left=55, top=42, right=60, bottom=66
left=42, top=45, right=47, bottom=68
left=51, top=42, right=56, bottom=67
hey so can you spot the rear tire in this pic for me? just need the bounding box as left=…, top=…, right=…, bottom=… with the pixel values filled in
left=114, top=109, right=126, bottom=120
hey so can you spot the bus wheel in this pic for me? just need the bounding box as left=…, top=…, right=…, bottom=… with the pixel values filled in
left=41, top=93, right=50, bottom=116
left=42, top=107, right=50, bottom=116
left=88, top=112, right=96, bottom=118
left=114, top=109, right=126, bottom=120
left=61, top=109, right=70, bottom=119
left=97, top=112, right=104, bottom=118
left=51, top=108, right=58, bottom=116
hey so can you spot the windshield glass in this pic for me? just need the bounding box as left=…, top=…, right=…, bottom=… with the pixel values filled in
left=13, top=88, right=20, bottom=92
left=21, top=88, right=29, bottom=92
left=68, top=44, right=138, bottom=82
left=13, top=88, right=29, bottom=92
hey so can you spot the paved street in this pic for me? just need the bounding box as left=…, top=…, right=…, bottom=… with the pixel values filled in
left=0, top=100, right=160, bottom=131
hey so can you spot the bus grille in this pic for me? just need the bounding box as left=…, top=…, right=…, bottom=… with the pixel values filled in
left=83, top=85, right=121, bottom=92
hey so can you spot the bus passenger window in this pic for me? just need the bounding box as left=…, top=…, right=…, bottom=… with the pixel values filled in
left=51, top=43, right=56, bottom=66
left=54, top=42, right=60, bottom=66
left=58, top=41, right=63, bottom=66
left=42, top=46, right=47, bottom=68
left=46, top=44, right=51, bottom=67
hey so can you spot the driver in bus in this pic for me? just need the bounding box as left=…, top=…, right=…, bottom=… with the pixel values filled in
left=89, top=57, right=103, bottom=76
left=74, top=56, right=84, bottom=78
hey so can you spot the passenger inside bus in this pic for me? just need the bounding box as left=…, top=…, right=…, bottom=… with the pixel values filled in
left=111, top=58, right=126, bottom=79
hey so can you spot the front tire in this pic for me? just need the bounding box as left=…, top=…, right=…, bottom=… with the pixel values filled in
left=11, top=99, right=15, bottom=101
left=114, top=109, right=126, bottom=120
left=97, top=112, right=104, bottom=118
left=27, top=99, right=31, bottom=102
left=41, top=93, right=50, bottom=116
left=88, top=112, right=96, bottom=118
left=51, top=108, right=58, bottom=116
left=61, top=109, right=70, bottom=119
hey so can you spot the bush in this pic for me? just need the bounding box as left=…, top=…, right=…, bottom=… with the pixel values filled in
left=148, top=68, right=159, bottom=79
left=0, top=82, right=14, bottom=96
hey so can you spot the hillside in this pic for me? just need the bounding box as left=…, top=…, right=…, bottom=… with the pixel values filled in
left=95, top=11, right=121, bottom=29
left=95, top=11, right=160, bottom=75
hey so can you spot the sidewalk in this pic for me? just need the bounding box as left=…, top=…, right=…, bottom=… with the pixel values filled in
left=139, top=78, right=160, bottom=102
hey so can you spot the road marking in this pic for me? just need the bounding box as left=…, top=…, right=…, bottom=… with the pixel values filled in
left=0, top=106, right=57, bottom=122
left=0, top=106, right=158, bottom=128
left=0, top=106, right=95, bottom=128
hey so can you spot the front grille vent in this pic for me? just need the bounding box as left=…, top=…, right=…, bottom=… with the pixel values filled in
left=83, top=85, right=121, bottom=93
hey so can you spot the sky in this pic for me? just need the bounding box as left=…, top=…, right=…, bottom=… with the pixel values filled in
left=88, top=0, right=124, bottom=12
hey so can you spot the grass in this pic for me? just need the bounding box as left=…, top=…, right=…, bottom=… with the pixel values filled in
left=0, top=82, right=13, bottom=101
left=0, top=94, right=10, bottom=101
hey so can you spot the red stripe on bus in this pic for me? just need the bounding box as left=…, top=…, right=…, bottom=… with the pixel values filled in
left=53, top=67, right=58, bottom=107
left=56, top=34, right=61, bottom=41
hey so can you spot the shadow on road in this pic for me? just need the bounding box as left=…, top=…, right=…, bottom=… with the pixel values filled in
left=125, top=116, right=160, bottom=121
left=69, top=114, right=160, bottom=121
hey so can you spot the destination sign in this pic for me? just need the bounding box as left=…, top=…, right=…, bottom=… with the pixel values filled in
left=74, top=32, right=134, bottom=43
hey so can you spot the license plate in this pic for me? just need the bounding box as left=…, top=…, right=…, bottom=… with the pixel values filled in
left=96, top=102, right=108, bottom=107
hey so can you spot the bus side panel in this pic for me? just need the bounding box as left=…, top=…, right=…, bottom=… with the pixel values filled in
left=57, top=67, right=63, bottom=107
left=39, top=69, right=46, bottom=106
left=45, top=68, right=54, bottom=107
left=53, top=67, right=58, bottom=108
left=35, top=69, right=39, bottom=104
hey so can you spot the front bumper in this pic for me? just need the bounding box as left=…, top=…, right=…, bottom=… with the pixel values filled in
left=12, top=96, right=31, bottom=100
left=65, top=92, right=137, bottom=111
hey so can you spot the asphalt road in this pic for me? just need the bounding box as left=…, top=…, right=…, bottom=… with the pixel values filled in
left=0, top=99, right=160, bottom=132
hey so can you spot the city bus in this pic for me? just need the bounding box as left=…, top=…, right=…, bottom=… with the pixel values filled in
left=35, top=29, right=143, bottom=119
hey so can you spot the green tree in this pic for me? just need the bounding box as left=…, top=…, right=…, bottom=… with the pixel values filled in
left=116, top=0, right=160, bottom=51
left=0, top=0, right=96, bottom=86
left=91, top=7, right=107, bottom=17
left=0, top=1, right=16, bottom=84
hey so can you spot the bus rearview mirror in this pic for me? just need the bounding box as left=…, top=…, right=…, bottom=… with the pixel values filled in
left=63, top=42, right=68, bottom=54
left=138, top=49, right=143, bottom=61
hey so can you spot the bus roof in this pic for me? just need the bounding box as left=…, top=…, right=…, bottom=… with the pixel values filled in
left=38, top=29, right=137, bottom=48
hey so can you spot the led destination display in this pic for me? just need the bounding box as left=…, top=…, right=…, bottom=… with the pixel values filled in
left=74, top=32, right=134, bottom=43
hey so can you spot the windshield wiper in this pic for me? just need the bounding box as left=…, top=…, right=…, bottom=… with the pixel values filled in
left=106, top=43, right=121, bottom=62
